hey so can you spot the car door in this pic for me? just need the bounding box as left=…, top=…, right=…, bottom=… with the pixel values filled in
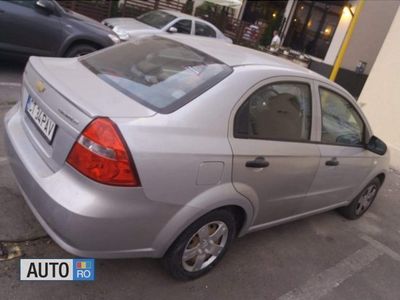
left=305, top=82, right=374, bottom=211
left=0, top=0, right=62, bottom=56
left=194, top=21, right=217, bottom=38
left=169, top=19, right=193, bottom=35
left=229, top=78, right=321, bottom=227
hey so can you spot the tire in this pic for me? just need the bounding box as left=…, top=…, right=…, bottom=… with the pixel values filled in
left=338, top=177, right=381, bottom=220
left=162, top=209, right=237, bottom=281
left=64, top=44, right=98, bottom=57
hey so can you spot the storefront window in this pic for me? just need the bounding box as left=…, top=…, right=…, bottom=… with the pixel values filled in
left=283, top=1, right=346, bottom=59
left=242, top=0, right=288, bottom=45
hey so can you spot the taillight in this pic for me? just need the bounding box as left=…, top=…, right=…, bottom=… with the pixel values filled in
left=67, top=117, right=140, bottom=187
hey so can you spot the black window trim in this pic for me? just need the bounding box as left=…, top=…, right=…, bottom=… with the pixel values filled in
left=233, top=80, right=314, bottom=143
left=318, top=86, right=367, bottom=148
left=232, top=78, right=369, bottom=149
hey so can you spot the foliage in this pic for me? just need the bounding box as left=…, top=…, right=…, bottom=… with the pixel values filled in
left=182, top=0, right=194, bottom=14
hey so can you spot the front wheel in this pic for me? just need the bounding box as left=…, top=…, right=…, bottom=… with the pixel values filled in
left=162, top=209, right=237, bottom=280
left=338, top=177, right=381, bottom=220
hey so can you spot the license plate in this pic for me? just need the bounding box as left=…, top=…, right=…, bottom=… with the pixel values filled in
left=25, top=96, right=57, bottom=144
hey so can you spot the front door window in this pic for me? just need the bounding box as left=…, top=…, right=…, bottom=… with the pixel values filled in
left=171, top=20, right=192, bottom=34
left=319, top=88, right=365, bottom=146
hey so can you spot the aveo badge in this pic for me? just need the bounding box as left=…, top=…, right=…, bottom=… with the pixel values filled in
left=20, top=259, right=95, bottom=281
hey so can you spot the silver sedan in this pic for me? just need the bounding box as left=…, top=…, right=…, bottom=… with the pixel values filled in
left=5, top=34, right=389, bottom=280
left=102, top=9, right=232, bottom=42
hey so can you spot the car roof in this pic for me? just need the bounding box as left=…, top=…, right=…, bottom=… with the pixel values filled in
left=157, top=10, right=224, bottom=36
left=159, top=9, right=206, bottom=21
left=165, top=34, right=333, bottom=82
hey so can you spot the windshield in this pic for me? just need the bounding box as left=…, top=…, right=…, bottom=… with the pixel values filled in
left=81, top=37, right=232, bottom=113
left=136, top=10, right=177, bottom=29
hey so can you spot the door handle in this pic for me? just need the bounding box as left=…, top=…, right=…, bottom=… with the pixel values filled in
left=246, top=156, right=269, bottom=168
left=325, top=158, right=339, bottom=166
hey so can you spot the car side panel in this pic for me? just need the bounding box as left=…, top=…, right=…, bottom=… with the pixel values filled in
left=151, top=183, right=254, bottom=256
left=56, top=18, right=115, bottom=56
left=0, top=1, right=62, bottom=56
left=116, top=67, right=323, bottom=229
left=305, top=145, right=375, bottom=211
left=114, top=67, right=277, bottom=207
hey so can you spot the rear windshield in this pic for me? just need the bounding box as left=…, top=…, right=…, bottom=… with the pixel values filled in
left=136, top=10, right=177, bottom=29
left=81, top=37, right=232, bottom=113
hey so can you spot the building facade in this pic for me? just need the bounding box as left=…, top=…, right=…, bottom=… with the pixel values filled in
left=75, top=0, right=398, bottom=99
left=233, top=0, right=399, bottom=97
left=358, top=5, right=400, bottom=170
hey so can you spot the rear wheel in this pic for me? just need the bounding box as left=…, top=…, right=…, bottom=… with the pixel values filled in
left=162, top=209, right=237, bottom=280
left=338, top=177, right=381, bottom=220
left=64, top=44, right=98, bottom=57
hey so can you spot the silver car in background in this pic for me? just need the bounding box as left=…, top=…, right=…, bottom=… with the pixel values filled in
left=102, top=9, right=232, bottom=42
left=5, top=35, right=389, bottom=280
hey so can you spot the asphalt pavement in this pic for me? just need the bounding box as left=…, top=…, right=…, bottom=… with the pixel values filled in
left=1, top=59, right=400, bottom=300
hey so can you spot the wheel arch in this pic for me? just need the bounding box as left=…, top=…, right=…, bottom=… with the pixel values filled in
left=58, top=38, right=103, bottom=57
left=152, top=183, right=255, bottom=257
left=377, top=173, right=386, bottom=185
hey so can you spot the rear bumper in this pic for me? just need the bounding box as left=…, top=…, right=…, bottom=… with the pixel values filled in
left=4, top=104, right=186, bottom=258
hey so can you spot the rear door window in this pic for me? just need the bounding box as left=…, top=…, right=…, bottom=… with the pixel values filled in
left=81, top=37, right=232, bottom=113
left=234, top=82, right=312, bottom=141
left=195, top=22, right=217, bottom=38
left=136, top=10, right=176, bottom=29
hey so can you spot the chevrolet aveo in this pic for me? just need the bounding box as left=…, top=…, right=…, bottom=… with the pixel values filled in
left=5, top=35, right=389, bottom=280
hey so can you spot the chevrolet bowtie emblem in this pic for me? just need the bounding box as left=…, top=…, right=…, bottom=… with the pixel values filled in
left=35, top=80, right=45, bottom=93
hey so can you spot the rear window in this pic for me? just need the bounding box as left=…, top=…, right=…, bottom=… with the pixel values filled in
left=136, top=10, right=176, bottom=29
left=81, top=37, right=232, bottom=113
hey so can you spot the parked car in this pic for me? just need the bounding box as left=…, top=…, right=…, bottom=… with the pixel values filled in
left=5, top=34, right=389, bottom=280
left=0, top=0, right=120, bottom=58
left=102, top=9, right=232, bottom=43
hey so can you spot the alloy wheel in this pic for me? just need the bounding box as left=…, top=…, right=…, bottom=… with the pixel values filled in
left=182, top=221, right=229, bottom=272
left=355, top=184, right=377, bottom=215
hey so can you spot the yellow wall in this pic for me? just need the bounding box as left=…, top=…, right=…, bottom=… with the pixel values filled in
left=359, top=6, right=400, bottom=170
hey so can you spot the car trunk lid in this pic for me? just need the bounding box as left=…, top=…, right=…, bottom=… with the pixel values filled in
left=28, top=56, right=156, bottom=118
left=21, top=57, right=155, bottom=172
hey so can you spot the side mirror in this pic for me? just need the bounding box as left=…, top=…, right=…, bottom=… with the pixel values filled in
left=366, top=135, right=387, bottom=155
left=35, top=0, right=55, bottom=13
left=167, top=27, right=178, bottom=34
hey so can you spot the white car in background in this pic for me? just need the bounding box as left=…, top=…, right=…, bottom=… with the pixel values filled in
left=102, top=9, right=232, bottom=43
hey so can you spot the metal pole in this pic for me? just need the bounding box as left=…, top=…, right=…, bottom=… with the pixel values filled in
left=71, top=0, right=76, bottom=11
left=122, top=0, right=127, bottom=17
left=107, top=0, right=113, bottom=18
left=329, top=0, right=365, bottom=81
